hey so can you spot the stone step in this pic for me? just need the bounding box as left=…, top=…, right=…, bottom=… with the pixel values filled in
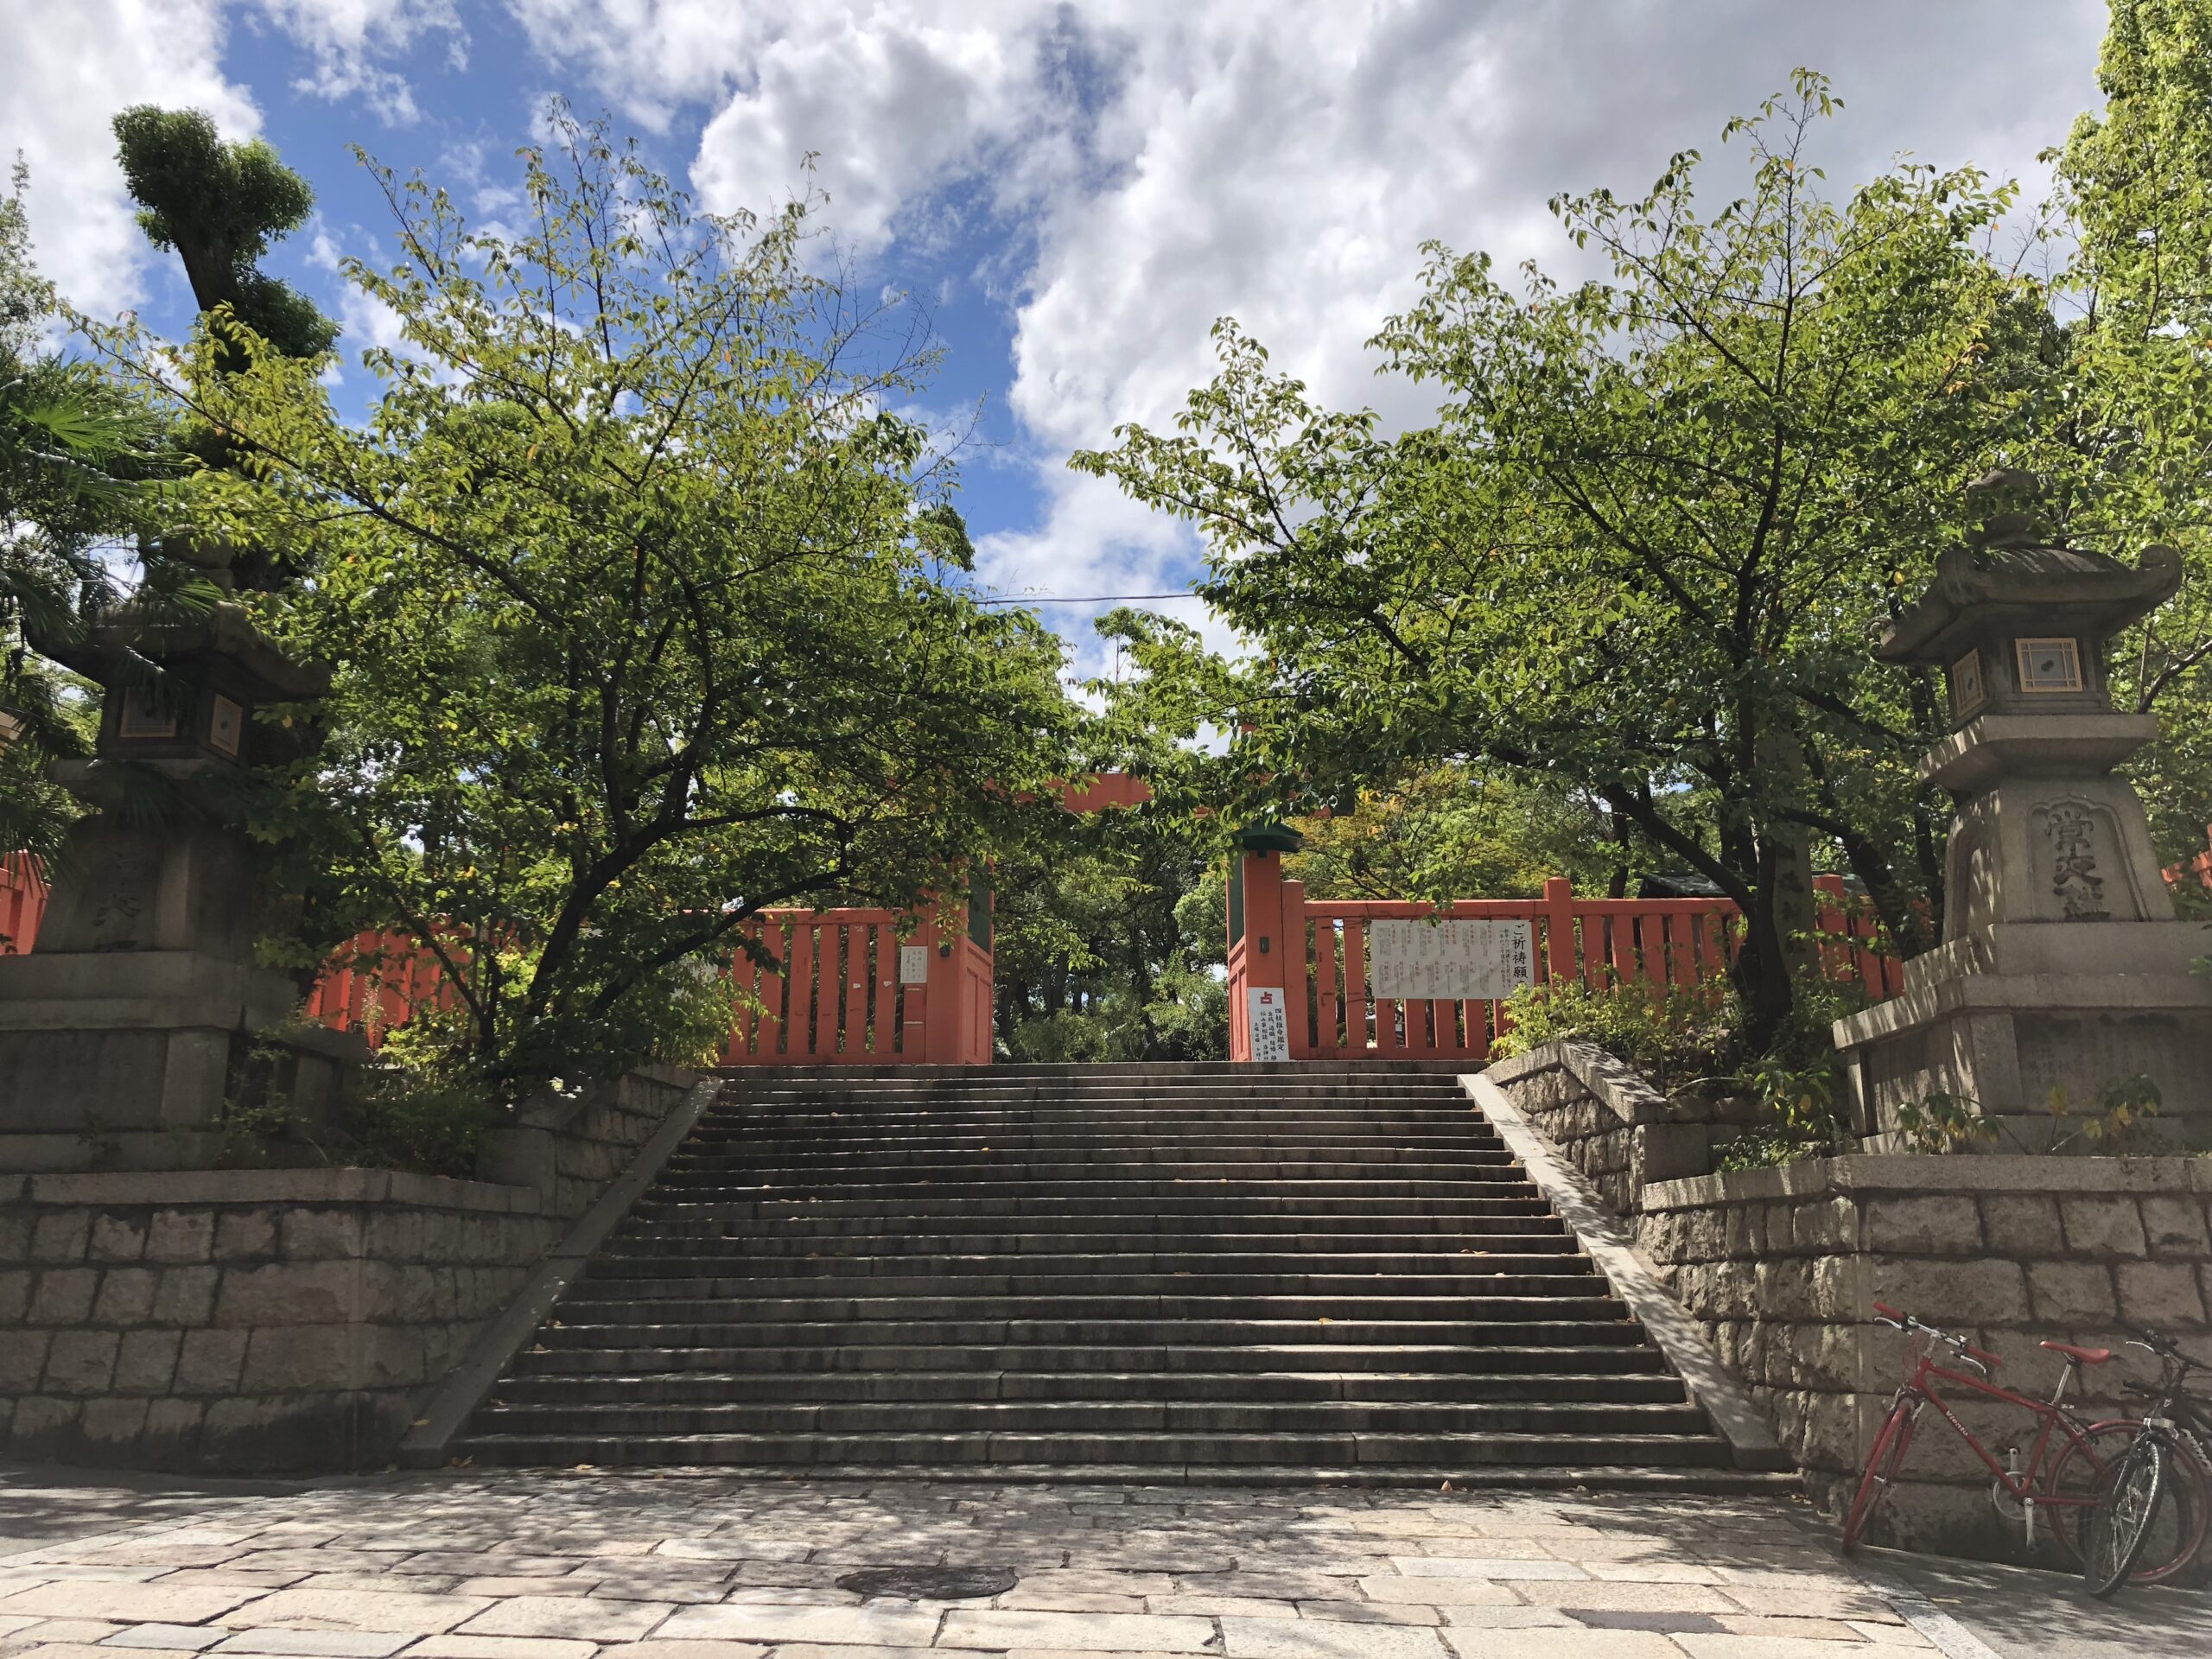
left=486, top=1368, right=1691, bottom=1405
left=510, top=1341, right=1680, bottom=1377
left=639, top=1178, right=1549, bottom=1201
left=562, top=1282, right=1618, bottom=1318
left=467, top=1062, right=1740, bottom=1480
left=579, top=1255, right=1592, bottom=1287
left=453, top=1428, right=1737, bottom=1469
left=664, top=1141, right=1513, bottom=1166
left=623, top=1203, right=1557, bottom=1230
left=605, top=1233, right=1582, bottom=1259
left=464, top=1399, right=1715, bottom=1437
left=528, top=1315, right=1643, bottom=1348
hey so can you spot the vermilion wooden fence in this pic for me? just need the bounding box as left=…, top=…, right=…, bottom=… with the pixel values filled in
left=0, top=855, right=46, bottom=954
left=1229, top=849, right=1902, bottom=1063
left=296, top=905, right=996, bottom=1065
left=721, top=906, right=993, bottom=1065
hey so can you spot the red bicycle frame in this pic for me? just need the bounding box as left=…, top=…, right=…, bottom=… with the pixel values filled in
left=1875, top=1303, right=2113, bottom=1541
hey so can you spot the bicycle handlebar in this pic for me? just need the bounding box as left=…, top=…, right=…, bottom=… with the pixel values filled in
left=1870, top=1301, right=1999, bottom=1372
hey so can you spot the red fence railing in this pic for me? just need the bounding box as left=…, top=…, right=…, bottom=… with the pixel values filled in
left=722, top=906, right=992, bottom=1065
left=1230, top=853, right=1902, bottom=1063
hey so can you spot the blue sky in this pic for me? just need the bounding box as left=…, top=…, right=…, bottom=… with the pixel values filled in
left=10, top=1, right=2115, bottom=673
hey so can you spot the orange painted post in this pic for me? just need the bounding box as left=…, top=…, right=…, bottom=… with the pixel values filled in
left=1343, top=919, right=1370, bottom=1055
left=1541, top=877, right=1575, bottom=988
left=1313, top=917, right=1341, bottom=1058
left=1235, top=842, right=1306, bottom=1060
left=1280, top=877, right=1313, bottom=1059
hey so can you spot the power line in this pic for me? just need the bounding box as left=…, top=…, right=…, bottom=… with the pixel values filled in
left=970, top=591, right=1206, bottom=605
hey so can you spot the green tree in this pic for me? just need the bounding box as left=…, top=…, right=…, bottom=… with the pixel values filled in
left=991, top=800, right=1228, bottom=1062
left=1285, top=765, right=1644, bottom=902
left=112, top=107, right=336, bottom=361
left=1078, top=76, right=2047, bottom=1050
left=105, top=113, right=1076, bottom=1095
left=0, top=167, right=183, bottom=871
left=2048, top=0, right=2212, bottom=861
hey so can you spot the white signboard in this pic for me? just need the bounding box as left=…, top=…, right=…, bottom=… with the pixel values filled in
left=898, top=944, right=932, bottom=985
left=1245, top=986, right=1292, bottom=1062
left=1366, top=918, right=1535, bottom=1001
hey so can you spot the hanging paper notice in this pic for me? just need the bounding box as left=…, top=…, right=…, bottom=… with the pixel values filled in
left=1365, top=919, right=1535, bottom=1001
left=898, top=945, right=931, bottom=985
left=1245, top=986, right=1292, bottom=1062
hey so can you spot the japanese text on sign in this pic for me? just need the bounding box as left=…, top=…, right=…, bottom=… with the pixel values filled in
left=1365, top=919, right=1535, bottom=1001
left=1245, top=986, right=1292, bottom=1062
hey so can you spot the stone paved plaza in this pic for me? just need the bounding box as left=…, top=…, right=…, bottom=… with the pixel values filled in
left=0, top=1472, right=2206, bottom=1659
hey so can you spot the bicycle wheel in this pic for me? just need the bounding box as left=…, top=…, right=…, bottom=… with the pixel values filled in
left=2048, top=1421, right=2209, bottom=1583
left=2085, top=1433, right=2168, bottom=1599
left=1843, top=1400, right=1917, bottom=1553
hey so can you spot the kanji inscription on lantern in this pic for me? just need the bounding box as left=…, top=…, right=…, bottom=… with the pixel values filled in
left=1367, top=918, right=1536, bottom=1001
left=1246, top=986, right=1291, bottom=1061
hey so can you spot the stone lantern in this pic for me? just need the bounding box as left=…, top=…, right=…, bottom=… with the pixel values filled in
left=1832, top=473, right=2212, bottom=1138
left=0, top=600, right=365, bottom=1170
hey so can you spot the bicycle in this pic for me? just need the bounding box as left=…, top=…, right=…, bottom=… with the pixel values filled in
left=1841, top=1300, right=2209, bottom=1582
left=2082, top=1325, right=2212, bottom=1598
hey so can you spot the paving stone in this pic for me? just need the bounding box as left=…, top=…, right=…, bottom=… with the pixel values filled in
left=11, top=1648, right=207, bottom=1659
left=1386, top=1558, right=1586, bottom=1581
left=407, top=1637, right=601, bottom=1659
left=1580, top=1560, right=1726, bottom=1584
left=1437, top=1634, right=1679, bottom=1659
left=98, top=1626, right=232, bottom=1651
left=0, top=1585, right=260, bottom=1624
left=1400, top=1540, right=1556, bottom=1561
left=1219, top=1615, right=1450, bottom=1659
left=1568, top=1610, right=1725, bottom=1633
left=994, top=1592, right=1147, bottom=1614
left=595, top=1645, right=770, bottom=1659
left=936, top=1611, right=1213, bottom=1652
left=1146, top=1596, right=1291, bottom=1618
left=1714, top=1586, right=1898, bottom=1623
left=653, top=1605, right=939, bottom=1647
left=1842, top=1621, right=1931, bottom=1647
left=208, top=1632, right=411, bottom=1657
left=1677, top=1637, right=1888, bottom=1659
left=1351, top=1578, right=1516, bottom=1608
left=218, top=1589, right=492, bottom=1636
left=1294, top=1604, right=1443, bottom=1628
left=1713, top=1617, right=1871, bottom=1642
left=1510, top=1581, right=1736, bottom=1612
left=445, top=1573, right=594, bottom=1598
left=456, top=1597, right=674, bottom=1642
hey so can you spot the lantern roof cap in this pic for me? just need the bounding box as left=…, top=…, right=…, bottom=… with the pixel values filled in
left=1878, top=474, right=2179, bottom=665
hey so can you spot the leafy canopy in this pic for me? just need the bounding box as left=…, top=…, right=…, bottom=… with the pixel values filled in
left=112, top=105, right=337, bottom=360
left=105, top=111, right=1077, bottom=1092
left=1078, top=73, right=2050, bottom=1047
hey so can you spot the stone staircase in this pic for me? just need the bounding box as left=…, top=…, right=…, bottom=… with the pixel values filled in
left=454, top=1064, right=1777, bottom=1486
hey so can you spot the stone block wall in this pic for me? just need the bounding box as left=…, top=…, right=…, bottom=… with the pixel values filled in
left=1645, top=1157, right=2212, bottom=1559
left=0, top=1067, right=696, bottom=1471
left=1484, top=1042, right=1753, bottom=1214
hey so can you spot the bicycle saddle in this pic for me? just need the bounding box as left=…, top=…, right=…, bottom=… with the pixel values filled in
left=2039, top=1340, right=2113, bottom=1364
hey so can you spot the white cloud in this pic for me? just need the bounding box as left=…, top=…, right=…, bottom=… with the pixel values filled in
left=248, top=0, right=467, bottom=125
left=510, top=0, right=2113, bottom=672
left=0, top=0, right=257, bottom=321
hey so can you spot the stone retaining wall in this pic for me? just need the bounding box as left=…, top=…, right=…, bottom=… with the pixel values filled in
left=1484, top=1042, right=1754, bottom=1213
left=0, top=1067, right=695, bottom=1471
left=1487, top=1043, right=2212, bottom=1562
left=1640, top=1156, right=2212, bottom=1557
